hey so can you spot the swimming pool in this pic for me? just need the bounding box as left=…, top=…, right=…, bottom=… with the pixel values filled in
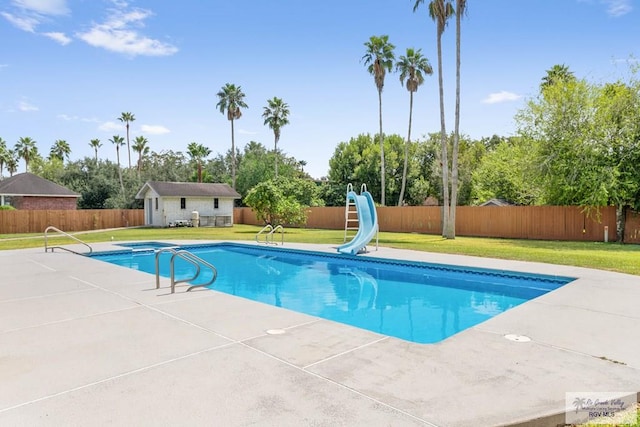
left=91, top=243, right=575, bottom=344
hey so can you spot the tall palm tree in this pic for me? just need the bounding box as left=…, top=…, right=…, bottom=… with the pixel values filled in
left=414, top=0, right=454, bottom=235
left=216, top=84, right=248, bottom=189
left=89, top=138, right=102, bottom=163
left=362, top=35, right=395, bottom=206
left=262, top=97, right=290, bottom=178
left=448, top=0, right=467, bottom=239
left=50, top=139, right=71, bottom=162
left=6, top=150, right=17, bottom=177
left=0, top=137, right=8, bottom=178
left=187, top=142, right=212, bottom=183
left=14, top=136, right=39, bottom=172
left=109, top=135, right=126, bottom=194
left=132, top=136, right=149, bottom=176
left=541, top=64, right=575, bottom=90
left=396, top=47, right=433, bottom=206
left=118, top=112, right=135, bottom=169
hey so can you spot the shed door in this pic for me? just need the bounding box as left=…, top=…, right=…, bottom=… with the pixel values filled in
left=147, top=198, right=153, bottom=224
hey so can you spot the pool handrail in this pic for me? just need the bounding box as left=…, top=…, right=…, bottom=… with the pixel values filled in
left=44, top=225, right=93, bottom=255
left=256, top=224, right=273, bottom=244
left=267, top=225, right=284, bottom=245
left=155, top=247, right=217, bottom=293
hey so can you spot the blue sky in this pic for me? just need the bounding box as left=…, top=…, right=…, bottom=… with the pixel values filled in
left=1, top=0, right=638, bottom=179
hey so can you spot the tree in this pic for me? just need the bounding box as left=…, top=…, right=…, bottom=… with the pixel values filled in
left=50, top=139, right=71, bottom=162
left=0, top=137, right=9, bottom=178
left=132, top=136, right=149, bottom=176
left=6, top=150, right=18, bottom=176
left=262, top=97, right=290, bottom=178
left=118, top=112, right=135, bottom=169
left=216, top=83, right=248, bottom=190
left=89, top=138, right=102, bottom=163
left=109, top=135, right=126, bottom=194
left=362, top=35, right=395, bottom=206
left=14, top=136, right=39, bottom=172
left=187, top=142, right=212, bottom=183
left=414, top=0, right=454, bottom=236
left=396, top=47, right=433, bottom=206
left=244, top=177, right=318, bottom=226
left=540, top=64, right=575, bottom=91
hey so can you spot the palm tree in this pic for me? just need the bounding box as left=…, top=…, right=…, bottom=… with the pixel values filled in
left=262, top=97, right=290, bottom=178
left=216, top=84, right=248, bottom=189
left=448, top=0, right=467, bottom=239
left=109, top=135, right=126, bottom=194
left=132, top=136, right=149, bottom=176
left=6, top=150, right=17, bottom=177
left=50, top=139, right=71, bottom=162
left=0, top=137, right=8, bottom=178
left=541, top=64, right=575, bottom=90
left=14, top=136, right=39, bottom=172
left=118, top=112, right=135, bottom=169
left=414, top=0, right=454, bottom=236
left=396, top=48, right=433, bottom=206
left=89, top=138, right=102, bottom=163
left=362, top=35, right=395, bottom=206
left=187, top=142, right=212, bottom=183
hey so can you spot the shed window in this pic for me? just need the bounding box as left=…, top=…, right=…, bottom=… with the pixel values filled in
left=214, top=198, right=219, bottom=209
left=180, top=198, right=186, bottom=209
left=155, top=198, right=158, bottom=210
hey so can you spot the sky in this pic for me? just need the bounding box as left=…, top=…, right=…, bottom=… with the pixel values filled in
left=1, top=0, right=638, bottom=179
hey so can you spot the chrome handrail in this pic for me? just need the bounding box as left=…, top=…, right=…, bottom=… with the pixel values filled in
left=267, top=225, right=284, bottom=245
left=155, top=247, right=217, bottom=293
left=170, top=250, right=217, bottom=294
left=256, top=224, right=273, bottom=244
left=44, top=226, right=93, bottom=255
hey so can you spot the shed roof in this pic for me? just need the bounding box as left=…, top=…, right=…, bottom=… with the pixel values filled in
left=135, top=181, right=241, bottom=199
left=0, top=173, right=80, bottom=197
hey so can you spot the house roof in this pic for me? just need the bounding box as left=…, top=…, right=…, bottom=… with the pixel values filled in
left=479, top=198, right=514, bottom=207
left=0, top=173, right=80, bottom=198
left=135, top=181, right=241, bottom=199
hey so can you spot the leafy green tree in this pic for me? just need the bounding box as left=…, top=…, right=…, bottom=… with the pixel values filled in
left=89, top=138, right=102, bottom=163
left=262, top=97, right=290, bottom=178
left=109, top=135, right=126, bottom=194
left=362, top=35, right=395, bottom=206
left=540, top=64, right=575, bottom=92
left=216, top=83, right=248, bottom=189
left=132, top=136, right=149, bottom=176
left=396, top=47, right=433, bottom=205
left=244, top=179, right=311, bottom=226
left=118, top=112, right=135, bottom=169
left=414, top=0, right=454, bottom=235
left=14, top=136, right=39, bottom=172
left=186, top=142, right=211, bottom=183
left=143, top=150, right=191, bottom=182
left=5, top=150, right=18, bottom=176
left=49, top=139, right=71, bottom=162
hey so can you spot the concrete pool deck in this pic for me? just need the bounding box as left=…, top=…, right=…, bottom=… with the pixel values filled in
left=1, top=240, right=639, bottom=426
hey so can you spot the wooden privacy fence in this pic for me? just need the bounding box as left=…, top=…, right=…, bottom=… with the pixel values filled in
left=0, top=209, right=144, bottom=234
left=235, top=206, right=621, bottom=242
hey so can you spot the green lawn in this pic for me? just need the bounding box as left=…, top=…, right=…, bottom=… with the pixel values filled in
left=2, top=225, right=640, bottom=276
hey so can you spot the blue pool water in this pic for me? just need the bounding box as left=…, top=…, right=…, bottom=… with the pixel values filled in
left=92, top=243, right=575, bottom=344
left=116, top=241, right=177, bottom=250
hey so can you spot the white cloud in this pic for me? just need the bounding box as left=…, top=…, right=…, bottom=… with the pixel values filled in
left=76, top=6, right=178, bottom=57
left=13, top=0, right=69, bottom=16
left=604, top=0, right=632, bottom=16
left=1, top=11, right=38, bottom=32
left=57, top=113, right=78, bottom=120
left=99, top=121, right=122, bottom=132
left=238, top=129, right=258, bottom=135
left=140, top=124, right=170, bottom=135
left=18, top=100, right=38, bottom=111
left=482, top=91, right=522, bottom=104
left=43, top=31, right=71, bottom=45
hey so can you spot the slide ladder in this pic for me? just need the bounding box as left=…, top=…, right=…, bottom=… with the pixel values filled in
left=344, top=183, right=359, bottom=242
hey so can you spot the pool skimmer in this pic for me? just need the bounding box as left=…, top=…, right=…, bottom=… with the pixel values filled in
left=504, top=334, right=531, bottom=342
left=266, top=329, right=286, bottom=335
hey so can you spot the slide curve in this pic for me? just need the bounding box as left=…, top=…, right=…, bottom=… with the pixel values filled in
left=337, top=191, right=378, bottom=255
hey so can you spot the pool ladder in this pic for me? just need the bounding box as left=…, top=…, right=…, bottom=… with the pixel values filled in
left=154, top=248, right=217, bottom=294
left=44, top=226, right=93, bottom=255
left=256, top=224, right=284, bottom=245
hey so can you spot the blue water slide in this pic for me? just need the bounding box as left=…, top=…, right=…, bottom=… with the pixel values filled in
left=337, top=191, right=378, bottom=255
